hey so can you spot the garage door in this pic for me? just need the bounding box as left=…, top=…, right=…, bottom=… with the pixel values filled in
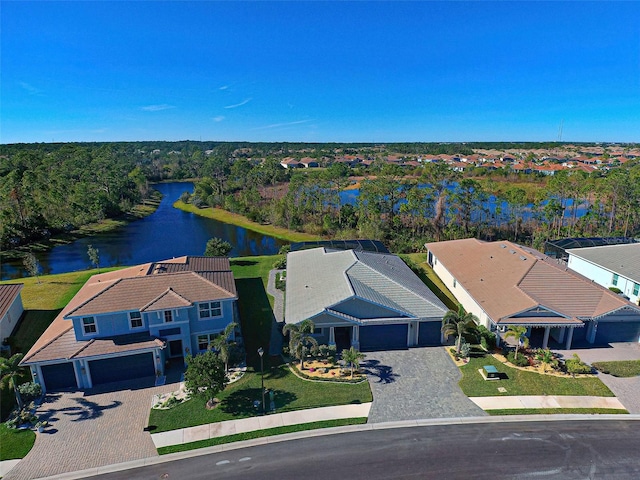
left=595, top=321, right=640, bottom=344
left=89, top=353, right=155, bottom=385
left=360, top=324, right=408, bottom=351
left=418, top=321, right=442, bottom=346
left=41, top=362, right=77, bottom=391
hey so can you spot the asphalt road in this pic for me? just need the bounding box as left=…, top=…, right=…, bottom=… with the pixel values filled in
left=94, top=421, right=640, bottom=480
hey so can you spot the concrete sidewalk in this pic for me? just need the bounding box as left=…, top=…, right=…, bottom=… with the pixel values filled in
left=151, top=402, right=372, bottom=448
left=470, top=395, right=627, bottom=410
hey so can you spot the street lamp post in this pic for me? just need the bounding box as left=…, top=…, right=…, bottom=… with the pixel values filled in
left=258, top=347, right=265, bottom=414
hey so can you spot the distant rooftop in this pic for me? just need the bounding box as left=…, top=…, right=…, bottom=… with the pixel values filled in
left=290, top=239, right=389, bottom=254
left=545, top=237, right=638, bottom=261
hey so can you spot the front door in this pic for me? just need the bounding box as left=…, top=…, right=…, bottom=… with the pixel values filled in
left=334, top=327, right=351, bottom=353
left=169, top=339, right=183, bottom=358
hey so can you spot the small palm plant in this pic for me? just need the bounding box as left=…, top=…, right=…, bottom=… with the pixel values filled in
left=341, top=346, right=365, bottom=379
left=211, top=322, right=238, bottom=373
left=535, top=348, right=557, bottom=372
left=441, top=305, right=479, bottom=355
left=282, top=319, right=318, bottom=369
left=0, top=353, right=26, bottom=411
left=504, top=325, right=529, bottom=360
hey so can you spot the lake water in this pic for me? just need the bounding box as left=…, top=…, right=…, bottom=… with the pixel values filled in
left=0, top=182, right=286, bottom=280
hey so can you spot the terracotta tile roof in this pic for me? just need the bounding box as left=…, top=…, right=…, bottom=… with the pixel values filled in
left=0, top=283, right=23, bottom=319
left=425, top=239, right=637, bottom=325
left=141, top=286, right=192, bottom=312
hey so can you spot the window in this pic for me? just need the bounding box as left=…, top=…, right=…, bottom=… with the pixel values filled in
left=453, top=279, right=457, bottom=288
left=199, top=301, right=222, bottom=319
left=634, top=283, right=640, bottom=296
left=197, top=333, right=217, bottom=351
left=82, top=317, right=97, bottom=334
left=313, top=327, right=322, bottom=334
left=129, top=311, right=143, bottom=329
left=612, top=274, right=619, bottom=286
left=164, top=310, right=173, bottom=323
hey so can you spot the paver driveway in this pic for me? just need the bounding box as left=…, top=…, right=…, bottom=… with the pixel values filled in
left=363, top=347, right=486, bottom=423
left=5, top=379, right=179, bottom=480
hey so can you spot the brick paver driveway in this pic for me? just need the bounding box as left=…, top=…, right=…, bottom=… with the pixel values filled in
left=5, top=379, right=179, bottom=480
left=363, top=347, right=486, bottom=423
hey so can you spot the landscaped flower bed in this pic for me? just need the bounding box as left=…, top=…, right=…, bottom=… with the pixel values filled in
left=290, top=360, right=366, bottom=382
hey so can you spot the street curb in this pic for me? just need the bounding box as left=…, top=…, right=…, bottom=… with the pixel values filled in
left=36, top=414, right=640, bottom=479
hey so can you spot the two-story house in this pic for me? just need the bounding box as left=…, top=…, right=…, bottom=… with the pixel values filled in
left=20, top=256, right=238, bottom=392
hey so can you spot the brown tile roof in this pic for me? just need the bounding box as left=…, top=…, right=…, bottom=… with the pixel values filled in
left=0, top=283, right=23, bottom=319
left=425, top=239, right=637, bottom=325
left=22, top=330, right=163, bottom=364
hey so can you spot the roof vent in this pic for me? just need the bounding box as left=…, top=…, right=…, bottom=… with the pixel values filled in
left=519, top=256, right=527, bottom=261
left=509, top=249, right=516, bottom=254
left=500, top=244, right=507, bottom=248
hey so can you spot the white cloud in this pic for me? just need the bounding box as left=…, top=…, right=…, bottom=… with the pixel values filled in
left=213, top=116, right=225, bottom=122
left=224, top=98, right=252, bottom=109
left=141, top=104, right=175, bottom=112
left=19, top=82, right=43, bottom=95
left=219, top=85, right=229, bottom=90
left=253, top=119, right=311, bottom=130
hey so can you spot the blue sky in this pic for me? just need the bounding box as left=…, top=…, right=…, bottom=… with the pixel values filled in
left=2, top=1, right=639, bottom=143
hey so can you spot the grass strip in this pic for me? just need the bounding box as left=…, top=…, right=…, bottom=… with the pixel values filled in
left=487, top=408, right=629, bottom=416
left=0, top=424, right=36, bottom=461
left=157, top=417, right=367, bottom=455
left=592, top=360, right=640, bottom=378
left=458, top=355, right=614, bottom=397
left=173, top=200, right=321, bottom=243
left=400, top=253, right=458, bottom=310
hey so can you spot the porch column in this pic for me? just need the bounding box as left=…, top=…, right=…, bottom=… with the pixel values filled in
left=155, top=350, right=164, bottom=376
left=557, top=327, right=566, bottom=343
left=542, top=326, right=551, bottom=350
left=351, top=326, right=360, bottom=350
left=565, top=327, right=574, bottom=350
left=329, top=327, right=335, bottom=346
left=31, top=365, right=44, bottom=392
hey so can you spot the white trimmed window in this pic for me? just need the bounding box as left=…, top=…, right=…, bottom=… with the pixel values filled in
left=129, top=311, right=143, bottom=329
left=633, top=283, right=639, bottom=296
left=82, top=317, right=97, bottom=335
left=199, top=301, right=222, bottom=319
left=197, top=333, right=218, bottom=351
left=612, top=274, right=619, bottom=286
left=164, top=310, right=173, bottom=323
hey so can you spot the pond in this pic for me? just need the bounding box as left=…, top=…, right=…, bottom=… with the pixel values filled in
left=1, top=182, right=286, bottom=280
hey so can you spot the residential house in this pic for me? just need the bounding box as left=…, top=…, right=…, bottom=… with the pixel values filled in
left=566, top=244, right=640, bottom=306
left=280, top=158, right=302, bottom=169
left=285, top=247, right=448, bottom=352
left=20, top=256, right=238, bottom=392
left=1, top=284, right=24, bottom=344
left=425, top=239, right=640, bottom=349
left=299, top=157, right=319, bottom=168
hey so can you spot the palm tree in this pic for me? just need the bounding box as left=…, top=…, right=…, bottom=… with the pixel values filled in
left=211, top=322, right=238, bottom=373
left=441, top=305, right=479, bottom=354
left=0, top=353, right=26, bottom=411
left=341, top=346, right=365, bottom=379
left=282, top=319, right=318, bottom=369
left=504, top=325, right=529, bottom=360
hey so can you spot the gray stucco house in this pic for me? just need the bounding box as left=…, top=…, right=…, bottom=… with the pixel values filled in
left=285, top=247, right=448, bottom=351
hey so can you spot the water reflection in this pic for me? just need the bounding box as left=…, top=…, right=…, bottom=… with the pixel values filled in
left=1, top=183, right=286, bottom=280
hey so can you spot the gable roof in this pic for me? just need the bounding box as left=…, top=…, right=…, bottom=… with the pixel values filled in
left=0, top=283, right=23, bottom=319
left=22, top=256, right=236, bottom=364
left=285, top=248, right=447, bottom=324
left=567, top=243, right=640, bottom=283
left=426, top=239, right=638, bottom=325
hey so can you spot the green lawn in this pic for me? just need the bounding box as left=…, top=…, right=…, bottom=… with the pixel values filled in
left=148, top=367, right=372, bottom=433
left=592, top=360, right=640, bottom=378
left=487, top=408, right=628, bottom=416
left=0, top=424, right=36, bottom=461
left=174, top=201, right=321, bottom=243
left=157, top=417, right=367, bottom=455
left=401, top=253, right=458, bottom=310
left=458, top=355, right=614, bottom=397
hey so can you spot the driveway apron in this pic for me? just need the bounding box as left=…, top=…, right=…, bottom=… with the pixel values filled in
left=5, top=379, right=178, bottom=480
left=364, top=347, right=486, bottom=423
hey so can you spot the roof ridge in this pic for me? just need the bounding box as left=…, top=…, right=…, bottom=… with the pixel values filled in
left=190, top=272, right=237, bottom=298
left=69, top=338, right=95, bottom=359
left=66, top=278, right=123, bottom=317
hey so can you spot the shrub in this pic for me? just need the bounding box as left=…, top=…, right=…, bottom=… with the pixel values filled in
left=507, top=351, right=529, bottom=367
left=460, top=342, right=471, bottom=359
left=608, top=287, right=622, bottom=294
left=17, top=382, right=42, bottom=403
left=477, top=325, right=497, bottom=351
left=565, top=353, right=592, bottom=375
left=273, top=257, right=287, bottom=269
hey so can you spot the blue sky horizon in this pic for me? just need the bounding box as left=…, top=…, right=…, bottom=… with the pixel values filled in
left=2, top=1, right=639, bottom=144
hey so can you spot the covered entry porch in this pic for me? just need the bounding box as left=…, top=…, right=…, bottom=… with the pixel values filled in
left=496, top=319, right=586, bottom=351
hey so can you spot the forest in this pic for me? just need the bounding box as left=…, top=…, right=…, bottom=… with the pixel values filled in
left=1, top=141, right=639, bottom=254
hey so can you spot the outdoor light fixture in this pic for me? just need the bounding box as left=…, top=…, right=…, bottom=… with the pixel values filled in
left=258, top=347, right=265, bottom=414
